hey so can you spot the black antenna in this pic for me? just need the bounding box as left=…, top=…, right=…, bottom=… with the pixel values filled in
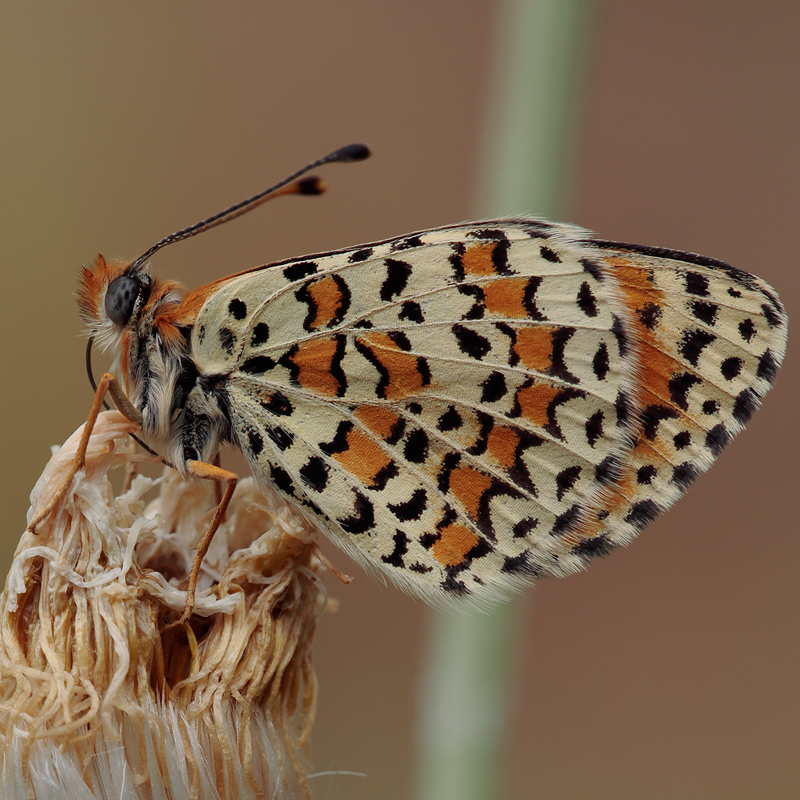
left=128, top=143, right=371, bottom=273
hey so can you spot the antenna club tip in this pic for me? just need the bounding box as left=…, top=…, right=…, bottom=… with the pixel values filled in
left=333, top=143, right=372, bottom=163
left=297, top=177, right=326, bottom=195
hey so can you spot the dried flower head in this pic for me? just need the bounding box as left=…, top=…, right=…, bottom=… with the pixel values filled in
left=0, top=411, right=328, bottom=799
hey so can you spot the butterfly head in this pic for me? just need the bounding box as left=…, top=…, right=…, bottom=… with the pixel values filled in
left=76, top=255, right=186, bottom=354
left=76, top=256, right=150, bottom=347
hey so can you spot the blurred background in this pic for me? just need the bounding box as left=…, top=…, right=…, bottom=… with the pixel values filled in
left=1, top=2, right=797, bottom=798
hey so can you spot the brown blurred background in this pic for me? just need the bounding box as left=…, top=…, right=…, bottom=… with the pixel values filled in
left=1, top=2, right=797, bottom=798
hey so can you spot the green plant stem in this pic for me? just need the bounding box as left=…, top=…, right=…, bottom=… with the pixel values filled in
left=415, top=2, right=593, bottom=799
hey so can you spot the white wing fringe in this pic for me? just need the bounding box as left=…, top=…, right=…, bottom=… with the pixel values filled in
left=0, top=411, right=327, bottom=800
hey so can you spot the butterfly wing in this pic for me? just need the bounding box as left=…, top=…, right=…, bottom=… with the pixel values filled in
left=190, top=220, right=787, bottom=605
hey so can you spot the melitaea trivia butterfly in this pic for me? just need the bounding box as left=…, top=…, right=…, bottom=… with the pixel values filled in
left=29, top=144, right=787, bottom=621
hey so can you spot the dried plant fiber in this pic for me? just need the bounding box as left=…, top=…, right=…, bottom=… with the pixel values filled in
left=0, top=411, right=326, bottom=799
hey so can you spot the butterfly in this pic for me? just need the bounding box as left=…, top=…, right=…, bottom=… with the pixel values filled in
left=28, top=144, right=787, bottom=622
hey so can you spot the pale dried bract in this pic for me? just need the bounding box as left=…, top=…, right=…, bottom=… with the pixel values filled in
left=0, top=411, right=327, bottom=800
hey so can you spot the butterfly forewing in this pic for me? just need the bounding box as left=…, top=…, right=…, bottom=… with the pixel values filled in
left=188, top=220, right=786, bottom=603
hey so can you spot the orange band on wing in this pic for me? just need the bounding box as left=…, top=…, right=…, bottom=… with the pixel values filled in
left=462, top=242, right=498, bottom=276
left=432, top=523, right=479, bottom=567
left=513, top=326, right=558, bottom=372
left=288, top=338, right=343, bottom=396
left=333, top=428, right=393, bottom=487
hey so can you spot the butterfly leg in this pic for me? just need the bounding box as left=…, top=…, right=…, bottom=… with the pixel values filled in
left=168, top=459, right=238, bottom=629
left=27, top=372, right=142, bottom=534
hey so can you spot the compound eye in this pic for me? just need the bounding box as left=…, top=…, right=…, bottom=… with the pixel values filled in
left=105, top=275, right=140, bottom=326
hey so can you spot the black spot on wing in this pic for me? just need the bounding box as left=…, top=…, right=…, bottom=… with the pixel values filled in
left=339, top=491, right=376, bottom=534
left=506, top=429, right=543, bottom=497
left=386, top=416, right=407, bottom=445
left=453, top=324, right=492, bottom=360
left=585, top=410, right=604, bottom=448
left=548, top=327, right=579, bottom=384
left=684, top=272, right=710, bottom=296
left=270, top=465, right=295, bottom=497
left=441, top=574, right=469, bottom=596
left=611, top=315, right=628, bottom=358
left=551, top=504, right=581, bottom=536
left=673, top=431, right=691, bottom=450
left=512, top=517, right=539, bottom=538
left=241, top=355, right=276, bottom=374
left=732, top=389, right=758, bottom=424
left=349, top=247, right=373, bottom=263
left=672, top=462, right=699, bottom=489
left=404, top=429, right=430, bottom=463
left=218, top=327, right=236, bottom=356
left=555, top=466, right=581, bottom=502
left=523, top=277, right=547, bottom=320
left=638, top=302, right=662, bottom=330
left=318, top=421, right=352, bottom=456
left=470, top=230, right=512, bottom=273
left=299, top=457, right=329, bottom=492
left=690, top=300, right=718, bottom=326
left=615, top=390, right=632, bottom=427
left=251, top=322, right=270, bottom=347
left=640, top=404, right=680, bottom=440
left=246, top=429, right=263, bottom=456
left=637, top=465, right=657, bottom=484
left=573, top=534, right=615, bottom=560
left=594, top=455, right=620, bottom=486
left=738, top=318, right=756, bottom=343
left=261, top=390, right=293, bottom=416
left=382, top=530, right=409, bottom=568
left=501, top=552, right=542, bottom=577
left=592, top=342, right=610, bottom=381
left=228, top=298, right=247, bottom=320
left=438, top=406, right=462, bottom=432
left=679, top=329, right=716, bottom=367
left=668, top=372, right=702, bottom=411
left=267, top=426, right=293, bottom=451
left=580, top=257, right=604, bottom=282
left=624, top=500, right=661, bottom=530
left=283, top=261, right=318, bottom=281
left=399, top=301, right=424, bottom=322
left=391, top=235, right=424, bottom=252
left=388, top=488, right=428, bottom=522
left=539, top=246, right=560, bottom=263
left=480, top=371, right=507, bottom=403
left=705, top=423, right=731, bottom=456
left=756, top=349, right=778, bottom=382
left=436, top=453, right=461, bottom=494
left=381, top=258, right=412, bottom=301
left=577, top=281, right=598, bottom=317
left=387, top=330, right=412, bottom=350
left=761, top=302, right=782, bottom=328
left=720, top=356, right=743, bottom=381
